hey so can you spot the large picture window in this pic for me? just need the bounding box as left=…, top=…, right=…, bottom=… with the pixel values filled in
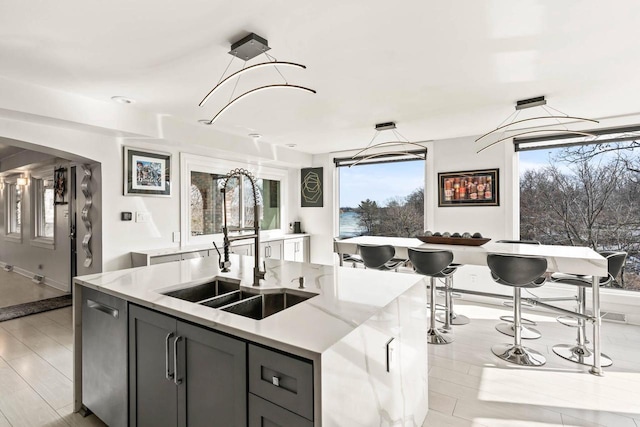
left=336, top=154, right=425, bottom=238
left=518, top=129, right=640, bottom=291
left=180, top=153, right=287, bottom=246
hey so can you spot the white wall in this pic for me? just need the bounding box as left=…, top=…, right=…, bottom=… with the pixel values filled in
left=0, top=75, right=312, bottom=274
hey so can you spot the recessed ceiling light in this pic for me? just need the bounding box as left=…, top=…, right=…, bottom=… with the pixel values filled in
left=111, top=96, right=135, bottom=104
left=249, top=133, right=262, bottom=139
left=285, top=144, right=297, bottom=148
left=198, top=119, right=213, bottom=125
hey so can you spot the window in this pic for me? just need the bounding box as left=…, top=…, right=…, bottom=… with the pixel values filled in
left=181, top=153, right=287, bottom=246
left=189, top=172, right=280, bottom=236
left=7, top=183, right=22, bottom=235
left=518, top=129, right=640, bottom=291
left=34, top=178, right=55, bottom=240
left=335, top=152, right=425, bottom=238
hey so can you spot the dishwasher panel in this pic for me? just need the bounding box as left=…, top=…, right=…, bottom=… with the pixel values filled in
left=82, top=287, right=128, bottom=427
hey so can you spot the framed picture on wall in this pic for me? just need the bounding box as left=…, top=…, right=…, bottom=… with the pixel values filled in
left=301, top=167, right=323, bottom=207
left=124, top=147, right=171, bottom=196
left=54, top=167, right=68, bottom=205
left=438, top=168, right=499, bottom=207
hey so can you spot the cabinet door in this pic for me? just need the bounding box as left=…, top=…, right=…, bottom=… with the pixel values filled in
left=177, top=321, right=247, bottom=427
left=260, top=241, right=283, bottom=260
left=231, top=243, right=253, bottom=256
left=129, top=305, right=178, bottom=427
left=283, top=239, right=297, bottom=261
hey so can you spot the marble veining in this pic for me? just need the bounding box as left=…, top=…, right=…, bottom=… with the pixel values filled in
left=74, top=255, right=424, bottom=358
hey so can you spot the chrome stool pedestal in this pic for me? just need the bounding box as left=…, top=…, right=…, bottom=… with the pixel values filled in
left=409, top=248, right=456, bottom=345
left=426, top=277, right=453, bottom=345
left=488, top=253, right=547, bottom=367
left=495, top=322, right=541, bottom=340
left=435, top=276, right=470, bottom=327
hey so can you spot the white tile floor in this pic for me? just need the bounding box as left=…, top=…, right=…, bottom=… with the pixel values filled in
left=0, top=269, right=67, bottom=308
left=1, top=289, right=639, bottom=425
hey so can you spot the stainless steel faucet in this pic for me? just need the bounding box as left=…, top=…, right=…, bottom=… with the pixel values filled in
left=220, top=168, right=265, bottom=286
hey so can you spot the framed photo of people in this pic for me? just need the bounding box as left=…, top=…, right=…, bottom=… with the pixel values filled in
left=123, top=147, right=172, bottom=197
left=438, top=168, right=499, bottom=207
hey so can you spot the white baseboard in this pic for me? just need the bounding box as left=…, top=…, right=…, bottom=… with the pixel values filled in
left=1, top=262, right=68, bottom=292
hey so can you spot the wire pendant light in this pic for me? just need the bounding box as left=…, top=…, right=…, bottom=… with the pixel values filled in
left=475, top=96, right=599, bottom=153
left=199, top=33, right=315, bottom=125
left=349, top=122, right=427, bottom=167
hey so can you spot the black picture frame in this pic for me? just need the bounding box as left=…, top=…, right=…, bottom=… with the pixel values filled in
left=124, top=147, right=171, bottom=197
left=301, top=167, right=323, bottom=207
left=54, top=167, right=67, bottom=205
left=438, top=168, right=499, bottom=207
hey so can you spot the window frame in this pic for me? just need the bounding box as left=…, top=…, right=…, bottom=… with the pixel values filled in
left=3, top=177, right=23, bottom=243
left=30, top=174, right=56, bottom=249
left=180, top=153, right=288, bottom=247
left=334, top=152, right=427, bottom=238
left=515, top=128, right=640, bottom=298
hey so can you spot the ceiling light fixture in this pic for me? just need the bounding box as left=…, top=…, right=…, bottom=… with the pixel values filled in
left=199, top=32, right=315, bottom=125
left=475, top=96, right=599, bottom=153
left=349, top=122, right=427, bottom=168
left=111, top=96, right=135, bottom=104
left=198, top=119, right=214, bottom=125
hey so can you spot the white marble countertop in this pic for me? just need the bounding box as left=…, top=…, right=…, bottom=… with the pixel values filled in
left=73, top=255, right=423, bottom=359
left=335, top=236, right=608, bottom=276
left=131, top=233, right=310, bottom=257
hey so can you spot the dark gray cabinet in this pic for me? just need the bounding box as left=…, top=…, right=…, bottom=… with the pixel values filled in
left=249, top=394, right=313, bottom=427
left=129, top=305, right=247, bottom=427
left=249, top=344, right=314, bottom=422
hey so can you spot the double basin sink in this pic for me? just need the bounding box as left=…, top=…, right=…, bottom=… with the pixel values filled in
left=162, top=278, right=316, bottom=320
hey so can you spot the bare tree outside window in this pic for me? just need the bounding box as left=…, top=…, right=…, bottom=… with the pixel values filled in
left=520, top=142, right=640, bottom=290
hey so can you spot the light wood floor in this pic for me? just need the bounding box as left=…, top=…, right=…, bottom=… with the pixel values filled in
left=0, top=269, right=67, bottom=308
left=0, top=301, right=639, bottom=426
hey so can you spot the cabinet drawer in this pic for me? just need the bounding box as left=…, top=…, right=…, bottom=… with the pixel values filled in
left=248, top=344, right=313, bottom=420
left=150, top=254, right=182, bottom=265
left=249, top=393, right=313, bottom=427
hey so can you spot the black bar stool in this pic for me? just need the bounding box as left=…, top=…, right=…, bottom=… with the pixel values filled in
left=495, top=240, right=542, bottom=339
left=408, top=248, right=456, bottom=345
left=357, top=244, right=406, bottom=271
left=488, top=253, right=547, bottom=366
left=551, top=251, right=626, bottom=367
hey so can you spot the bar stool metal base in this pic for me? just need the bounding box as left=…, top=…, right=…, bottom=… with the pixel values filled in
left=492, top=343, right=546, bottom=366
left=427, top=327, right=454, bottom=345
left=495, top=322, right=541, bottom=340
left=436, top=312, right=470, bottom=325
left=552, top=344, right=612, bottom=367
left=499, top=315, right=537, bottom=326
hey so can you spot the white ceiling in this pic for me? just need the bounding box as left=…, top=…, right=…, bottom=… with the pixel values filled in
left=1, top=1, right=640, bottom=154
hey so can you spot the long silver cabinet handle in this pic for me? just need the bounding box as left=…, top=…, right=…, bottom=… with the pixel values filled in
left=173, top=336, right=183, bottom=385
left=165, top=332, right=175, bottom=380
left=87, top=299, right=119, bottom=318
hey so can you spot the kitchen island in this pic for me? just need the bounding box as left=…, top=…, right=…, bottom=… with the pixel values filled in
left=73, top=255, right=428, bottom=426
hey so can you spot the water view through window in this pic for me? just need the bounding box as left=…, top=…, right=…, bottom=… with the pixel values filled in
left=339, top=160, right=424, bottom=238
left=519, top=141, right=640, bottom=291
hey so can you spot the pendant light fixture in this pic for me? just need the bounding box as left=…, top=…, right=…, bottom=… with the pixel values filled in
left=475, top=96, right=599, bottom=153
left=349, top=122, right=427, bottom=167
left=199, top=33, right=315, bottom=125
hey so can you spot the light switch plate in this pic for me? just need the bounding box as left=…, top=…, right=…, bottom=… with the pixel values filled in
left=172, top=231, right=181, bottom=243
left=136, top=212, right=150, bottom=223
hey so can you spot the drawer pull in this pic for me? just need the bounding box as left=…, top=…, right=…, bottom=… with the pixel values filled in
left=386, top=337, right=395, bottom=372
left=272, top=376, right=280, bottom=387
left=87, top=299, right=119, bottom=318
